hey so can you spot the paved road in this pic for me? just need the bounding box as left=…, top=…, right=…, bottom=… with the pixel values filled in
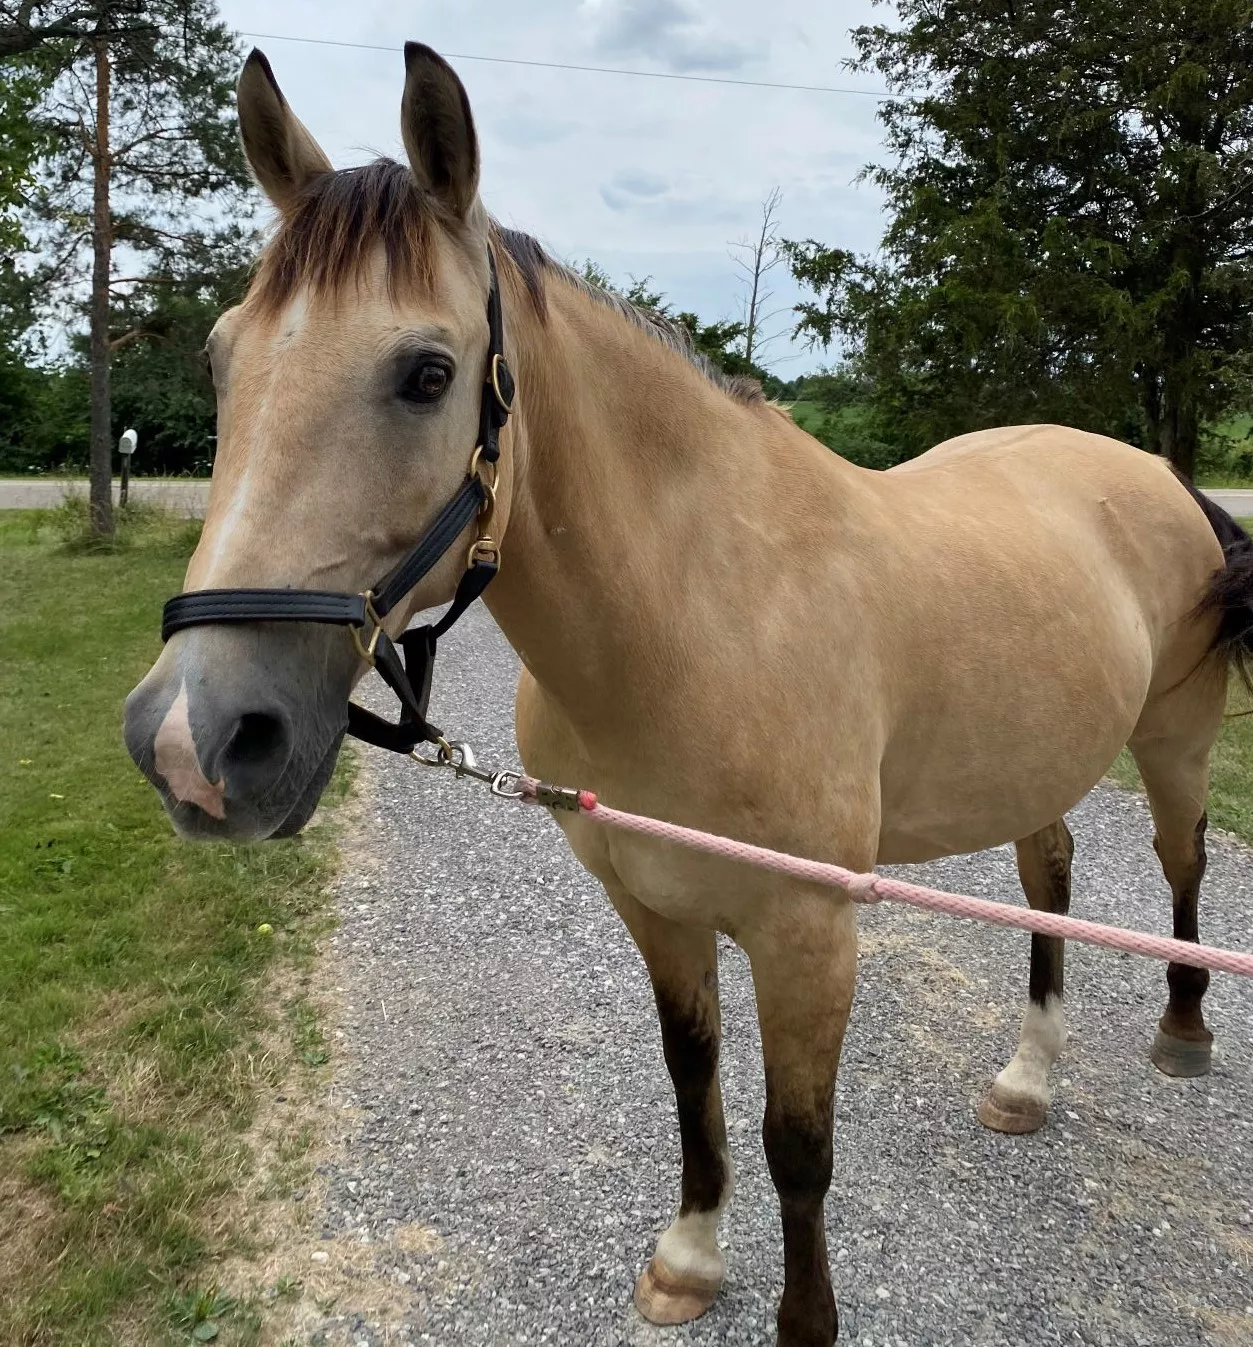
left=1205, top=490, right=1253, bottom=518
left=299, top=606, right=1253, bottom=1347
left=0, top=477, right=209, bottom=515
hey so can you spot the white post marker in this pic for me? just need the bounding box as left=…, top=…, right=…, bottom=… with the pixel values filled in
left=118, top=428, right=138, bottom=507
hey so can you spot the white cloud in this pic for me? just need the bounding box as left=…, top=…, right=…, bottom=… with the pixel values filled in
left=217, top=0, right=892, bottom=371
left=580, top=0, right=758, bottom=74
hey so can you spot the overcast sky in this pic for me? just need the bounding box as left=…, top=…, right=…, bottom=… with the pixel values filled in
left=214, top=0, right=894, bottom=375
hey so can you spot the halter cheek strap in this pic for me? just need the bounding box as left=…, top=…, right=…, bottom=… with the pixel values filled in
left=158, top=248, right=516, bottom=754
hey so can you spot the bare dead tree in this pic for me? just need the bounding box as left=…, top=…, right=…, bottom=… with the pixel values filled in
left=730, top=186, right=786, bottom=369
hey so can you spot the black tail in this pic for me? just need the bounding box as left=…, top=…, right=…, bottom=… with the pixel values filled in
left=1174, top=469, right=1253, bottom=692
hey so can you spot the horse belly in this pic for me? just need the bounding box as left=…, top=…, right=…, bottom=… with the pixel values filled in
left=874, top=638, right=1153, bottom=864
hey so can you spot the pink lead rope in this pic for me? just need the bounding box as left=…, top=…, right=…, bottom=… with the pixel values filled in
left=513, top=777, right=1253, bottom=979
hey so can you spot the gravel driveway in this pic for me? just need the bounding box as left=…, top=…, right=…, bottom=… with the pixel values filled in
left=308, top=604, right=1253, bottom=1347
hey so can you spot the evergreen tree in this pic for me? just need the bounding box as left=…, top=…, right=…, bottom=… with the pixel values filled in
left=11, top=1, right=252, bottom=530
left=786, top=0, right=1253, bottom=476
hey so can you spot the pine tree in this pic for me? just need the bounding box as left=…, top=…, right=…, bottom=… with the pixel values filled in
left=10, top=1, right=251, bottom=532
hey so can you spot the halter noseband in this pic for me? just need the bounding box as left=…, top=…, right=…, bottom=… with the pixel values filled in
left=159, top=248, right=516, bottom=755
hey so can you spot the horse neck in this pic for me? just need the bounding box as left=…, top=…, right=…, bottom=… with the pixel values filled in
left=485, top=278, right=854, bottom=733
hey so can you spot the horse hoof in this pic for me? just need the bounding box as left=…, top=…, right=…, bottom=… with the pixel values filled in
left=633, top=1256, right=720, bottom=1326
left=1151, top=1028, right=1212, bottom=1078
left=977, top=1086, right=1047, bottom=1134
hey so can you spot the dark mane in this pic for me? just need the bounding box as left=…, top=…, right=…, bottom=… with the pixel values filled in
left=494, top=225, right=764, bottom=405
left=251, top=157, right=763, bottom=406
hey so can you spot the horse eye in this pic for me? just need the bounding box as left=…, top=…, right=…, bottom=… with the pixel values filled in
left=399, top=359, right=451, bottom=404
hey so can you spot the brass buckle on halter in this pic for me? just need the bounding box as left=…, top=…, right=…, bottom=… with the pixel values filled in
left=464, top=447, right=500, bottom=569
left=467, top=536, right=500, bottom=568
left=349, top=590, right=384, bottom=666
left=489, top=353, right=514, bottom=416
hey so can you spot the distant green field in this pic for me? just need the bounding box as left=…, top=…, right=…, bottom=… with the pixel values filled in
left=786, top=399, right=826, bottom=435
left=783, top=399, right=895, bottom=469
left=1196, top=412, right=1253, bottom=487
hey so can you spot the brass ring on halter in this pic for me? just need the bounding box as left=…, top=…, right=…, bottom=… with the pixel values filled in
left=410, top=736, right=456, bottom=770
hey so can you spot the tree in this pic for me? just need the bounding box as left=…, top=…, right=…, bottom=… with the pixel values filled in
left=785, top=0, right=1253, bottom=477
left=730, top=186, right=784, bottom=368
left=0, top=51, right=57, bottom=462
left=104, top=248, right=250, bottom=474
left=0, top=1, right=151, bottom=57
left=0, top=52, right=51, bottom=247
left=574, top=257, right=614, bottom=290
left=11, top=1, right=252, bottom=531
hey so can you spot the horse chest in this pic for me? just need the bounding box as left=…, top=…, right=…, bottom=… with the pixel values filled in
left=555, top=808, right=776, bottom=930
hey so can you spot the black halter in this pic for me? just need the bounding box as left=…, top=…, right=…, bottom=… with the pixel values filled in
left=160, top=249, right=515, bottom=755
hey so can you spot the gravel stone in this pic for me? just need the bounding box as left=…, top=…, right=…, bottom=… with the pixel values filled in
left=313, top=604, right=1252, bottom=1345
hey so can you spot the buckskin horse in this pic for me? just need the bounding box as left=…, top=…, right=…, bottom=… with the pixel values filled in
left=122, top=44, right=1253, bottom=1346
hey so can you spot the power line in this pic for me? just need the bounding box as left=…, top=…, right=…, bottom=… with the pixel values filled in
left=238, top=30, right=891, bottom=98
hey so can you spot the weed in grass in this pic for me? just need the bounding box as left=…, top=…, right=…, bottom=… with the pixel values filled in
left=30, top=494, right=204, bottom=557
left=289, top=1000, right=329, bottom=1069
left=167, top=1284, right=235, bottom=1341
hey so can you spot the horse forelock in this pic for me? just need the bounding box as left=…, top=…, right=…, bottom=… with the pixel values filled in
left=246, top=157, right=762, bottom=406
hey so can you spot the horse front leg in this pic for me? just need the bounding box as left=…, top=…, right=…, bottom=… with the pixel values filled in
left=607, top=884, right=733, bottom=1325
left=744, top=889, right=858, bottom=1347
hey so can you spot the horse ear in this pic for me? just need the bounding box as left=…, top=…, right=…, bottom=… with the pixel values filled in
left=237, top=49, right=332, bottom=212
left=400, top=43, right=480, bottom=221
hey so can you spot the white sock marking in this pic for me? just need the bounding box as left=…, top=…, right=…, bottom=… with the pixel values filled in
left=992, top=996, right=1066, bottom=1108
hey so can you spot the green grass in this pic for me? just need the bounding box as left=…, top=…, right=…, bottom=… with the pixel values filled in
left=1108, top=707, right=1253, bottom=841
left=0, top=508, right=349, bottom=1346
left=1106, top=517, right=1253, bottom=841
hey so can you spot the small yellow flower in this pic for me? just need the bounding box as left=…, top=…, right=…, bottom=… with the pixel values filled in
left=19, top=759, right=32, bottom=766
left=49, top=793, right=65, bottom=800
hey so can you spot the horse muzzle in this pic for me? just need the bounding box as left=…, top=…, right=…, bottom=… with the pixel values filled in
left=123, top=625, right=349, bottom=841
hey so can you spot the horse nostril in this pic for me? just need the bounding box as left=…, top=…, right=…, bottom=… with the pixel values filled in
left=220, top=711, right=292, bottom=796
left=230, top=712, right=286, bottom=766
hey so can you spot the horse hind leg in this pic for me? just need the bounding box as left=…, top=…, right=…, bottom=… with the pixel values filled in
left=1130, top=732, right=1216, bottom=1077
left=978, top=818, right=1073, bottom=1134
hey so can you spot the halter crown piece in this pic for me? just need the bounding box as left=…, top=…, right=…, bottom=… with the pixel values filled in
left=159, top=248, right=516, bottom=755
